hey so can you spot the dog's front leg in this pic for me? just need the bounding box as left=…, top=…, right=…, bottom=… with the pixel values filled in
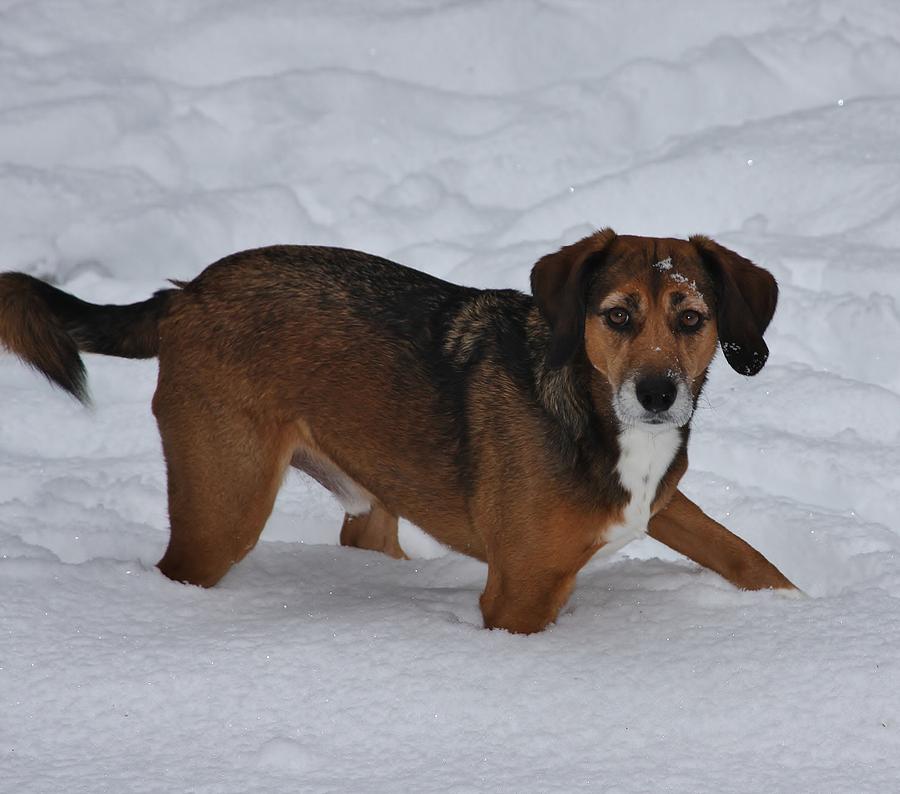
left=479, top=521, right=603, bottom=634
left=649, top=489, right=797, bottom=591
left=480, top=563, right=578, bottom=634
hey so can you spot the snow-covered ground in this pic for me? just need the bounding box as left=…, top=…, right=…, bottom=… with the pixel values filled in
left=2, top=1, right=900, bottom=790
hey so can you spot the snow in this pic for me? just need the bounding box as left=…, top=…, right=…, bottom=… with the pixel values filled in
left=2, top=0, right=900, bottom=790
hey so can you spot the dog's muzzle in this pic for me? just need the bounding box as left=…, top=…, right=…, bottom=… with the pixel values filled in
left=614, top=374, right=694, bottom=428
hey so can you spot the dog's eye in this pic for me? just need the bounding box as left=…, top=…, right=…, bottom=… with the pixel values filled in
left=679, top=310, right=703, bottom=330
left=606, top=307, right=630, bottom=328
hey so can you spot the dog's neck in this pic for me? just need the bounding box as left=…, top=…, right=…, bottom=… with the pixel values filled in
left=526, top=317, right=690, bottom=511
left=543, top=356, right=690, bottom=511
left=613, top=422, right=683, bottom=528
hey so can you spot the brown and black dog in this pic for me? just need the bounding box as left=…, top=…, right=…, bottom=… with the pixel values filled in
left=0, top=230, right=795, bottom=633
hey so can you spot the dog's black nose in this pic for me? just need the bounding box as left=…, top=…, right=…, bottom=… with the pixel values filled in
left=635, top=375, right=677, bottom=413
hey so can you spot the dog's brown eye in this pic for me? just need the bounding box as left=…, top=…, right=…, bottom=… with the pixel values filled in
left=606, top=307, right=630, bottom=328
left=679, top=310, right=702, bottom=330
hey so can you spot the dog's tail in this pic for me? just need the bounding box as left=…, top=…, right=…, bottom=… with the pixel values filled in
left=0, top=272, right=177, bottom=404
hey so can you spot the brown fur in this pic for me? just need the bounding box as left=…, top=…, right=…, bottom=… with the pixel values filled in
left=340, top=505, right=407, bottom=560
left=0, top=273, right=90, bottom=399
left=0, top=233, right=796, bottom=634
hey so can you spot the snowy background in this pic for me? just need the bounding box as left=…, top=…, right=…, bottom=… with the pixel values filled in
left=2, top=1, right=900, bottom=791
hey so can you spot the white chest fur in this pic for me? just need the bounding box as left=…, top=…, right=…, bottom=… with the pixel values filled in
left=597, top=426, right=682, bottom=558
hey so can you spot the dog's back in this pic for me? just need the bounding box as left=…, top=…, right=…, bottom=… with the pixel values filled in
left=0, top=245, right=541, bottom=561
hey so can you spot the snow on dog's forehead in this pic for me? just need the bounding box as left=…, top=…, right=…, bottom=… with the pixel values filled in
left=667, top=270, right=704, bottom=300
left=599, top=248, right=709, bottom=304
left=650, top=254, right=708, bottom=303
left=649, top=256, right=703, bottom=296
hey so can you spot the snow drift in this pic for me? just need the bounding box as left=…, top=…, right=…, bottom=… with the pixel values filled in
left=2, top=1, right=899, bottom=791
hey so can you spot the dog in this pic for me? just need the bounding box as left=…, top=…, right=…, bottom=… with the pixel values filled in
left=0, top=229, right=795, bottom=633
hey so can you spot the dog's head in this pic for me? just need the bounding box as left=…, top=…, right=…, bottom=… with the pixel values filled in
left=531, top=229, right=777, bottom=428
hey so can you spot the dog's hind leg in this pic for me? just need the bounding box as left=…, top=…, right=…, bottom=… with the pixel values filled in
left=152, top=393, right=296, bottom=588
left=287, top=444, right=405, bottom=559
left=340, top=503, right=407, bottom=560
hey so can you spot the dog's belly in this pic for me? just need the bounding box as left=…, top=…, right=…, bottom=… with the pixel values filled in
left=290, top=446, right=373, bottom=515
left=287, top=428, right=484, bottom=558
left=596, top=426, right=681, bottom=558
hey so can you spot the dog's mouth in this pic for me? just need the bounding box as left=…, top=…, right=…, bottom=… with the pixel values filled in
left=631, top=411, right=689, bottom=431
left=639, top=414, right=674, bottom=426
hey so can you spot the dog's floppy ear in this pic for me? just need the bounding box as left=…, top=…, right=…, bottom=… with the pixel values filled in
left=691, top=235, right=778, bottom=376
left=531, top=228, right=617, bottom=368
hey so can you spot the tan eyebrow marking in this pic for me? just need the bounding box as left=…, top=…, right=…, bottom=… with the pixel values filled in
left=667, top=290, right=709, bottom=314
left=598, top=291, right=640, bottom=311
